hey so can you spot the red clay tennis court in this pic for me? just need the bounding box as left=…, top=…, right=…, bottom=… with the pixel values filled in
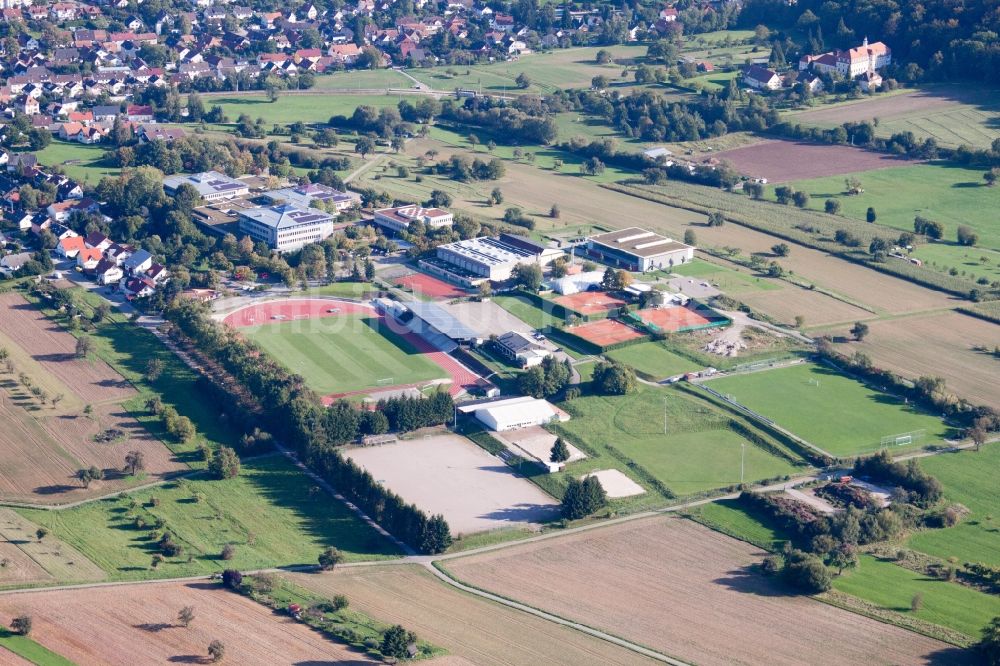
left=395, top=273, right=468, bottom=299
left=635, top=305, right=720, bottom=332
left=570, top=318, right=646, bottom=347
left=222, top=299, right=371, bottom=327
left=553, top=290, right=627, bottom=315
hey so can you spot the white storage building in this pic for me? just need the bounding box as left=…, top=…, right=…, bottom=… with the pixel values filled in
left=462, top=396, right=566, bottom=432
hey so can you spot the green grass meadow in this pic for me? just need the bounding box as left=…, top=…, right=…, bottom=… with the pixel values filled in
left=0, top=629, right=74, bottom=666
left=685, top=497, right=791, bottom=551
left=243, top=314, right=445, bottom=395
left=211, top=92, right=401, bottom=125
left=35, top=140, right=121, bottom=184
left=606, top=341, right=700, bottom=380
left=670, top=258, right=783, bottom=295
left=18, top=455, right=399, bottom=581
left=908, top=443, right=1000, bottom=565
left=553, top=384, right=803, bottom=497
left=704, top=363, right=953, bottom=457
left=790, top=163, right=1000, bottom=251
left=832, top=554, right=1000, bottom=639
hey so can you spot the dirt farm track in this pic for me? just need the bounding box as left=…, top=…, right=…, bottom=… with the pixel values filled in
left=446, top=517, right=962, bottom=666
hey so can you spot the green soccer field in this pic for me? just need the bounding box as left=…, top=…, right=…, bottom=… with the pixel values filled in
left=705, top=363, right=954, bottom=457
left=243, top=314, right=446, bottom=395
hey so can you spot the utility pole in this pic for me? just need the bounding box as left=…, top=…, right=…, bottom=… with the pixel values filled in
left=740, top=442, right=746, bottom=484
left=663, top=397, right=667, bottom=435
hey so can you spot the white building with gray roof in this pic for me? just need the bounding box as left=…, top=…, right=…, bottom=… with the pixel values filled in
left=163, top=171, right=249, bottom=202
left=237, top=203, right=335, bottom=252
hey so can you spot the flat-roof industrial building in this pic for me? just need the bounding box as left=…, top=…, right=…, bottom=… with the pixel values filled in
left=586, top=227, right=694, bottom=272
left=263, top=183, right=357, bottom=212
left=457, top=396, right=568, bottom=432
left=237, top=203, right=335, bottom=252
left=373, top=205, right=453, bottom=234
left=422, top=233, right=564, bottom=286
left=163, top=171, right=249, bottom=202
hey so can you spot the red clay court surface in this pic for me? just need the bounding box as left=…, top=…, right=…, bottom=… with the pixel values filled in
left=553, top=291, right=627, bottom=316
left=570, top=318, right=646, bottom=347
left=636, top=305, right=720, bottom=332
left=395, top=273, right=468, bottom=300
left=222, top=299, right=482, bottom=400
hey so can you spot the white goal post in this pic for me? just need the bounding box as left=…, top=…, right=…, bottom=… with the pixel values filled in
left=879, top=429, right=926, bottom=448
left=376, top=377, right=395, bottom=386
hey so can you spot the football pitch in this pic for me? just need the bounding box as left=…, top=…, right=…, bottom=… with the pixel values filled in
left=243, top=314, right=446, bottom=395
left=704, top=363, right=954, bottom=457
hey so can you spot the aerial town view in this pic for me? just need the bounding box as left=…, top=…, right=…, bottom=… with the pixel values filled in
left=0, top=0, right=998, bottom=663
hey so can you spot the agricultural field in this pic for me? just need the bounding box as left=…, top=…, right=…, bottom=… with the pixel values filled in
left=784, top=85, right=1000, bottom=150
left=822, top=311, right=1000, bottom=411
left=242, top=313, right=447, bottom=396
left=790, top=162, right=1000, bottom=252
left=704, top=362, right=954, bottom=457
left=444, top=516, right=959, bottom=666
left=0, top=292, right=186, bottom=504
left=293, top=565, right=658, bottom=666
left=0, top=628, right=73, bottom=666
left=0, top=508, right=105, bottom=587
left=345, top=433, right=559, bottom=535
left=18, top=455, right=399, bottom=581
left=710, top=139, right=918, bottom=182
left=553, top=383, right=803, bottom=496
left=0, top=580, right=378, bottom=665
left=908, top=444, right=1000, bottom=565
left=832, top=554, right=1000, bottom=640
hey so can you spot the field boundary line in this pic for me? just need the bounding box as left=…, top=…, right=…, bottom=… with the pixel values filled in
left=427, top=560, right=690, bottom=665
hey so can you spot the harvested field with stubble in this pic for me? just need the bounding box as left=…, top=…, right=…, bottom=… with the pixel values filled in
left=291, top=565, right=659, bottom=666
left=0, top=293, right=134, bottom=403
left=0, top=580, right=380, bottom=666
left=445, top=517, right=963, bottom=666
left=825, top=311, right=1000, bottom=410
left=0, top=399, right=185, bottom=504
left=709, top=139, right=918, bottom=182
left=739, top=286, right=874, bottom=327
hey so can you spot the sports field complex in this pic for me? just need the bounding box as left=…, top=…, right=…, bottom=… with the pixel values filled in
left=222, top=299, right=479, bottom=400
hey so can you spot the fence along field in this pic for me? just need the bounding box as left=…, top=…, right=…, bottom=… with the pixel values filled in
left=444, top=516, right=960, bottom=666
left=0, top=293, right=185, bottom=504
left=293, top=565, right=659, bottom=666
left=703, top=362, right=953, bottom=458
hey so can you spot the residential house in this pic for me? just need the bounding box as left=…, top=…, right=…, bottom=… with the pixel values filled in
left=125, top=103, right=153, bottom=121
left=743, top=64, right=782, bottom=90
left=76, top=246, right=104, bottom=270
left=94, top=258, right=123, bottom=284
left=122, top=248, right=153, bottom=274
left=56, top=235, right=86, bottom=258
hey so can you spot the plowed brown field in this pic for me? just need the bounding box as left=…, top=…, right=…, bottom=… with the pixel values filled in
left=446, top=517, right=963, bottom=666
left=709, top=140, right=918, bottom=182
left=0, top=581, right=380, bottom=665
left=0, top=400, right=184, bottom=504
left=292, top=565, right=658, bottom=666
left=0, top=293, right=134, bottom=403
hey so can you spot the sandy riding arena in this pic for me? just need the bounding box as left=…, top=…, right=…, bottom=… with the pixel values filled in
left=0, top=581, right=379, bottom=665
left=553, top=290, right=627, bottom=316
left=568, top=318, right=645, bottom=347
left=345, top=433, right=559, bottom=534
left=709, top=140, right=917, bottom=183
left=445, top=517, right=959, bottom=666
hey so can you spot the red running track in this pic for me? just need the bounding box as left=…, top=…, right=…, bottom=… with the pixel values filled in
left=222, top=299, right=482, bottom=399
